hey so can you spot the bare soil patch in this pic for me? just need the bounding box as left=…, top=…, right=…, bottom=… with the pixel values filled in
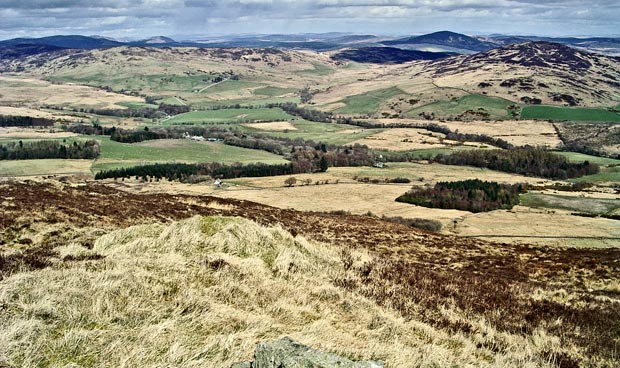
left=243, top=121, right=298, bottom=131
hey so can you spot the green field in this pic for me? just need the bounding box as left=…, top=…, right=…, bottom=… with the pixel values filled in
left=554, top=151, right=620, bottom=166
left=197, top=80, right=263, bottom=94
left=521, top=105, right=620, bottom=122
left=407, top=94, right=515, bottom=119
left=0, top=136, right=288, bottom=174
left=49, top=73, right=218, bottom=94
left=335, top=87, right=408, bottom=115
left=571, top=166, right=620, bottom=184
left=92, top=137, right=287, bottom=170
left=294, top=63, right=334, bottom=77
left=520, top=193, right=620, bottom=216
left=163, top=108, right=294, bottom=125
left=253, top=86, right=297, bottom=97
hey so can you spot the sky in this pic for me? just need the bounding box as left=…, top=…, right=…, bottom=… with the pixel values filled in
left=1, top=0, right=619, bottom=40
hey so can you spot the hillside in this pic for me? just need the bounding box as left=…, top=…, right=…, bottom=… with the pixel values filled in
left=383, top=31, right=497, bottom=52
left=0, top=35, right=123, bottom=49
left=331, top=47, right=453, bottom=64
left=0, top=180, right=618, bottom=367
left=1, top=40, right=619, bottom=117
left=424, top=41, right=620, bottom=107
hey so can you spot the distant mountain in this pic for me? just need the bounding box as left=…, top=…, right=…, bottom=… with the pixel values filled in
left=0, top=35, right=123, bottom=49
left=332, top=47, right=453, bottom=64
left=0, top=44, right=67, bottom=59
left=383, top=31, right=497, bottom=52
left=138, top=36, right=176, bottom=44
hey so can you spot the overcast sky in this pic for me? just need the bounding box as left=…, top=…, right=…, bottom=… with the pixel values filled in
left=1, top=0, right=619, bottom=40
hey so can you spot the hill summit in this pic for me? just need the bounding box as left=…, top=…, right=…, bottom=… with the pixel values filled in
left=383, top=31, right=496, bottom=52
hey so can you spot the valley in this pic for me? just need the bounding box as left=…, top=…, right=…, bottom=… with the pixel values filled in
left=1, top=30, right=619, bottom=368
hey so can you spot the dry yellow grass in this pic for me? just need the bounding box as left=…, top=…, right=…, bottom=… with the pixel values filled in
left=0, top=75, right=143, bottom=109
left=439, top=120, right=562, bottom=148
left=0, top=128, right=78, bottom=139
left=242, top=121, right=298, bottom=131
left=107, top=163, right=561, bottom=232
left=0, top=216, right=563, bottom=367
left=454, top=206, right=620, bottom=247
left=351, top=127, right=491, bottom=151
left=0, top=159, right=93, bottom=177
left=0, top=106, right=80, bottom=121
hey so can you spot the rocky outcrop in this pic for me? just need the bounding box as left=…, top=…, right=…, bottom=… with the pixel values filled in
left=231, top=337, right=384, bottom=368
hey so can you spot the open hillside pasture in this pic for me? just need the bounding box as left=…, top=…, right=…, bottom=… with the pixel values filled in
left=521, top=105, right=620, bottom=122
left=407, top=94, right=516, bottom=120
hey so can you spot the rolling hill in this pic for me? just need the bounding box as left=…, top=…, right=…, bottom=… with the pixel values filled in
left=424, top=41, right=620, bottom=107
left=383, top=31, right=498, bottom=52
left=331, top=47, right=453, bottom=64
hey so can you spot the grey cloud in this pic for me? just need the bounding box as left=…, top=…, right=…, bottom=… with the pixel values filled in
left=0, top=0, right=618, bottom=39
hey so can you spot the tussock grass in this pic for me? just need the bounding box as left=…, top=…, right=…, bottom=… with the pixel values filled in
left=0, top=216, right=582, bottom=367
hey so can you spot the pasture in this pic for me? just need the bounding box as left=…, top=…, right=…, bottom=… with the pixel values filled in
left=521, top=105, right=620, bottom=122
left=335, top=86, right=408, bottom=115
left=92, top=137, right=288, bottom=171
left=407, top=94, right=515, bottom=119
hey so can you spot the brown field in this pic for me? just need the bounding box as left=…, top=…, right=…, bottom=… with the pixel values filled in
left=105, top=163, right=570, bottom=235
left=0, top=75, right=144, bottom=110
left=0, top=159, right=92, bottom=177
left=243, top=121, right=298, bottom=131
left=455, top=206, right=620, bottom=247
left=0, top=106, right=81, bottom=121
left=351, top=127, right=490, bottom=150
left=0, top=128, right=78, bottom=139
left=439, top=120, right=562, bottom=148
left=1, top=180, right=618, bottom=367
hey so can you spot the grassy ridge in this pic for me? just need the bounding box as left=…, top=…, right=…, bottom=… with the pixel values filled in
left=554, top=151, right=620, bottom=165
left=335, top=87, right=407, bottom=115
left=93, top=137, right=287, bottom=171
left=407, top=95, right=515, bottom=119
left=521, top=105, right=620, bottom=122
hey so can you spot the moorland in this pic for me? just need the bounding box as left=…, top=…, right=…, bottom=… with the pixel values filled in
left=1, top=32, right=619, bottom=367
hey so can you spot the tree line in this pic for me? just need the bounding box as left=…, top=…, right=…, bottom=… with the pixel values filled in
left=65, top=123, right=117, bottom=136
left=396, top=179, right=523, bottom=213
left=94, top=162, right=295, bottom=181
left=432, top=148, right=599, bottom=179
left=71, top=103, right=190, bottom=119
left=0, top=140, right=100, bottom=160
left=0, top=115, right=54, bottom=127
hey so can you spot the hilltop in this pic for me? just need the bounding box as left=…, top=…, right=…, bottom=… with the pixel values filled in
left=383, top=31, right=498, bottom=52
left=423, top=41, right=620, bottom=107
left=0, top=180, right=618, bottom=367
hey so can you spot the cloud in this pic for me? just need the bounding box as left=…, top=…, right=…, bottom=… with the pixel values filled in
left=0, top=0, right=618, bottom=39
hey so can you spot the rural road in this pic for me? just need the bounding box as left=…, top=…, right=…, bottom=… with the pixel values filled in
left=198, top=78, right=229, bottom=93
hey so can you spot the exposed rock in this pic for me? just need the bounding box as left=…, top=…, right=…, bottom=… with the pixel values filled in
left=232, top=337, right=384, bottom=368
